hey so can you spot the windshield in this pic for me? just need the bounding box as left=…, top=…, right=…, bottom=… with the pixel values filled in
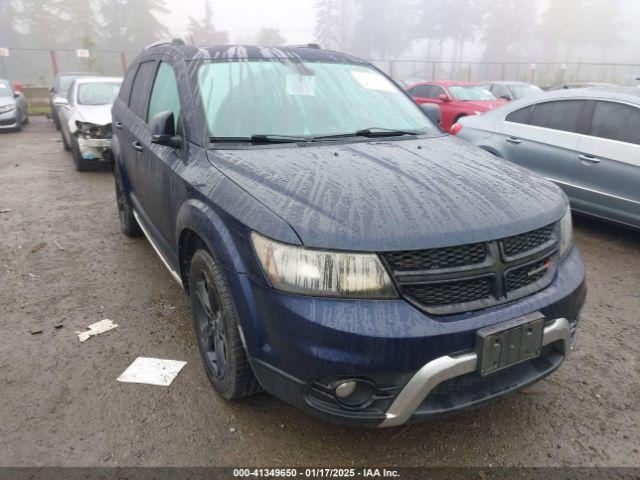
left=510, top=84, right=543, bottom=99
left=195, top=60, right=438, bottom=142
left=58, top=75, right=85, bottom=97
left=0, top=82, right=12, bottom=97
left=77, top=82, right=121, bottom=106
left=448, top=86, right=496, bottom=101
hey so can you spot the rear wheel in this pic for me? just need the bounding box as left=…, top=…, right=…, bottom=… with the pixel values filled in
left=189, top=248, right=261, bottom=400
left=113, top=164, right=142, bottom=237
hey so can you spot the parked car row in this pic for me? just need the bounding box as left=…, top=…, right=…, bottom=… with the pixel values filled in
left=0, top=78, right=29, bottom=131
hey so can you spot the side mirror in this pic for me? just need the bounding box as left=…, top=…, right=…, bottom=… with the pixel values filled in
left=49, top=87, right=55, bottom=93
left=14, top=92, right=21, bottom=98
left=438, top=93, right=451, bottom=102
left=150, top=111, right=182, bottom=149
left=421, top=103, right=441, bottom=126
left=53, top=97, right=68, bottom=106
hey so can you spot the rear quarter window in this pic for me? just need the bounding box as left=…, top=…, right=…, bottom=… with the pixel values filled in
left=590, top=101, right=640, bottom=145
left=128, top=60, right=157, bottom=119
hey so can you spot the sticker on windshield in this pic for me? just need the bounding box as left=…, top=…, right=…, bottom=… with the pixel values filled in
left=351, top=71, right=395, bottom=92
left=286, top=75, right=316, bottom=96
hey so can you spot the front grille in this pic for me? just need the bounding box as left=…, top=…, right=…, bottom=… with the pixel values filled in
left=382, top=222, right=559, bottom=316
left=506, top=257, right=552, bottom=291
left=502, top=224, right=555, bottom=257
left=384, top=243, right=486, bottom=271
left=404, top=278, right=491, bottom=306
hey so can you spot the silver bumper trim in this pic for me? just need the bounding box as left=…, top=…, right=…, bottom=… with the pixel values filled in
left=379, top=317, right=571, bottom=428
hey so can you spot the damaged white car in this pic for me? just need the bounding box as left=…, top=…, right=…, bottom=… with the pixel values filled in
left=56, top=76, right=122, bottom=171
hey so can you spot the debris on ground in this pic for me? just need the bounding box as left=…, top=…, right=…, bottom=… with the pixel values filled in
left=0, top=208, right=11, bottom=213
left=29, top=326, right=43, bottom=335
left=116, top=357, right=187, bottom=386
left=75, top=319, right=118, bottom=342
left=54, top=322, right=64, bottom=329
left=30, top=242, right=47, bottom=253
left=53, top=240, right=65, bottom=251
left=229, top=427, right=237, bottom=433
left=27, top=273, right=36, bottom=278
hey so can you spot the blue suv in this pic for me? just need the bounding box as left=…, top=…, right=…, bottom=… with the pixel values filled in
left=112, top=42, right=586, bottom=427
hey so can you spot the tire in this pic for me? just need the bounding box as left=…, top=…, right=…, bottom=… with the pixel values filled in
left=70, top=135, right=89, bottom=171
left=189, top=248, right=261, bottom=400
left=14, top=111, right=22, bottom=132
left=113, top=164, right=142, bottom=237
left=61, top=131, right=71, bottom=151
left=52, top=109, right=61, bottom=130
left=23, top=114, right=29, bottom=125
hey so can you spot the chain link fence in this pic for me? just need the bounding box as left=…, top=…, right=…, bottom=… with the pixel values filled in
left=0, top=48, right=139, bottom=85
left=1, top=48, right=638, bottom=89
left=370, top=60, right=640, bottom=88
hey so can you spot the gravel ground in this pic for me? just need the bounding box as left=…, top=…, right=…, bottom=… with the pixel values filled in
left=0, top=117, right=638, bottom=467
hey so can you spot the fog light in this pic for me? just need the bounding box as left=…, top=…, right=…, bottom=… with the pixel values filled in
left=335, top=380, right=357, bottom=398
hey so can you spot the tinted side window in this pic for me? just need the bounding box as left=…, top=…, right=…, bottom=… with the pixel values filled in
left=128, top=61, right=157, bottom=119
left=147, top=62, right=181, bottom=129
left=409, top=85, right=431, bottom=98
left=506, top=105, right=535, bottom=124
left=529, top=100, right=585, bottom=133
left=590, top=101, right=640, bottom=145
left=427, top=85, right=445, bottom=99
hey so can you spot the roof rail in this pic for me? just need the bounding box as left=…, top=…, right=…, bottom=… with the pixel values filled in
left=144, top=38, right=185, bottom=50
left=286, top=43, right=322, bottom=50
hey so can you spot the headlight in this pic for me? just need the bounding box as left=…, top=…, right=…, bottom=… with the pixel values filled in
left=0, top=105, right=16, bottom=114
left=559, top=207, right=573, bottom=258
left=251, top=232, right=397, bottom=299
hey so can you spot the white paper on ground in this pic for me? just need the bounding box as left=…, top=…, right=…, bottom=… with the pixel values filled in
left=75, top=319, right=118, bottom=342
left=117, top=357, right=187, bottom=386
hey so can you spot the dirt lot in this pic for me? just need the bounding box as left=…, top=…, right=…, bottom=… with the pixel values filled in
left=0, top=117, right=639, bottom=468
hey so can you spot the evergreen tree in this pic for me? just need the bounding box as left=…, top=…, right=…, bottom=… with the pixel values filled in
left=187, top=0, right=229, bottom=45
left=481, top=0, right=539, bottom=62
left=351, top=0, right=413, bottom=59
left=314, top=0, right=347, bottom=50
left=100, top=0, right=171, bottom=50
left=0, top=0, right=20, bottom=48
left=16, top=0, right=66, bottom=49
left=255, top=28, right=286, bottom=47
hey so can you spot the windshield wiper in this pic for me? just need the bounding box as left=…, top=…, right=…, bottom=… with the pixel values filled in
left=313, top=127, right=422, bottom=140
left=209, top=134, right=315, bottom=144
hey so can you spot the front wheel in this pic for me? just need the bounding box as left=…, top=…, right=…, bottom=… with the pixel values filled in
left=70, top=136, right=89, bottom=171
left=189, top=249, right=261, bottom=400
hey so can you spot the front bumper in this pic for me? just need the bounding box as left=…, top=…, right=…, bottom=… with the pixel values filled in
left=230, top=247, right=586, bottom=427
left=0, top=109, right=19, bottom=129
left=77, top=137, right=112, bottom=161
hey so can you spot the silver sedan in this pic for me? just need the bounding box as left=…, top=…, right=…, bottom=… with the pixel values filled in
left=0, top=79, right=28, bottom=132
left=455, top=88, right=640, bottom=229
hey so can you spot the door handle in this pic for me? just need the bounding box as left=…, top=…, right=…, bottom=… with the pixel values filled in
left=114, top=121, right=122, bottom=129
left=132, top=141, right=144, bottom=153
left=506, top=137, right=522, bottom=145
left=578, top=154, right=601, bottom=164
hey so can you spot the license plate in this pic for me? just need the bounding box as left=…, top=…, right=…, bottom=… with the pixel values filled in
left=476, top=313, right=545, bottom=376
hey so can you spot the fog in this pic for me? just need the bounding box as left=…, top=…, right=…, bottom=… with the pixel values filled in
left=0, top=0, right=639, bottom=85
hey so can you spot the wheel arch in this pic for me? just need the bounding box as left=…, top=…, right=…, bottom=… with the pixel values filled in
left=175, top=200, right=247, bottom=292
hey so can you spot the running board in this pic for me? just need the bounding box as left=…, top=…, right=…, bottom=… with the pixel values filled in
left=132, top=210, right=184, bottom=288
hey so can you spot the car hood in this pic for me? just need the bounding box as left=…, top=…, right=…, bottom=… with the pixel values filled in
left=207, top=136, right=567, bottom=251
left=0, top=96, right=16, bottom=108
left=72, top=104, right=113, bottom=126
left=456, top=100, right=507, bottom=111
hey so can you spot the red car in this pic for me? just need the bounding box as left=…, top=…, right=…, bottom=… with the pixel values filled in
left=406, top=81, right=506, bottom=133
